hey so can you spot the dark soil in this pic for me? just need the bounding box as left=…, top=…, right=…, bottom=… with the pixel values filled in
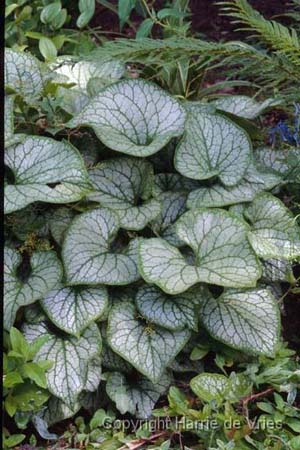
left=90, top=0, right=292, bottom=40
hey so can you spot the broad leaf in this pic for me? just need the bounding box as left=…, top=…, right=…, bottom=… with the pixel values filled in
left=135, top=285, right=201, bottom=331
left=4, top=247, right=62, bottom=330
left=190, top=373, right=229, bottom=403
left=139, top=209, right=261, bottom=294
left=5, top=48, right=48, bottom=102
left=88, top=158, right=161, bottom=230
left=41, top=396, right=81, bottom=426
left=5, top=96, right=25, bottom=148
left=62, top=208, right=140, bottom=285
left=107, top=302, right=190, bottom=382
left=256, top=148, right=300, bottom=183
left=153, top=173, right=200, bottom=196
left=262, top=259, right=294, bottom=283
left=213, top=96, right=280, bottom=119
left=174, top=108, right=251, bottom=185
left=84, top=356, right=102, bottom=392
left=41, top=286, right=108, bottom=336
left=199, top=288, right=280, bottom=356
left=187, top=163, right=282, bottom=208
left=57, top=86, right=90, bottom=116
left=5, top=136, right=91, bottom=214
left=151, top=191, right=187, bottom=246
left=102, top=343, right=132, bottom=374
left=49, top=207, right=76, bottom=245
left=23, top=322, right=102, bottom=406
left=68, top=79, right=186, bottom=157
left=106, top=371, right=171, bottom=418
left=53, top=57, right=124, bottom=91
left=246, top=193, right=300, bottom=260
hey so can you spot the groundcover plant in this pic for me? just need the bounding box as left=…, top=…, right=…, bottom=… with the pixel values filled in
left=3, top=44, right=300, bottom=446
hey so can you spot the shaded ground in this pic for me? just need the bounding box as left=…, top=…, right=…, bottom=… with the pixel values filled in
left=90, top=0, right=291, bottom=40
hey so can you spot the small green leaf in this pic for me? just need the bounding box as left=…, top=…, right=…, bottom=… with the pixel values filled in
left=3, top=372, right=24, bottom=388
left=10, top=327, right=29, bottom=357
left=22, top=362, right=47, bottom=388
left=40, top=2, right=62, bottom=24
left=190, top=373, right=229, bottom=403
left=39, top=37, right=57, bottom=61
left=4, top=434, right=25, bottom=447
left=77, top=0, right=95, bottom=28
left=136, top=19, right=153, bottom=38
left=118, top=0, right=136, bottom=29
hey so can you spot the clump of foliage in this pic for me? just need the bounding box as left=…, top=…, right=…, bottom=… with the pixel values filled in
left=4, top=0, right=300, bottom=448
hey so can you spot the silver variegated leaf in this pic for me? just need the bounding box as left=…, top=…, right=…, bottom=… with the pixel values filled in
left=106, top=371, right=171, bottom=418
left=139, top=209, right=261, bottom=294
left=41, top=286, right=108, bottom=336
left=187, top=163, right=282, bottom=208
left=23, top=322, right=102, bottom=406
left=5, top=48, right=49, bottom=102
left=135, top=285, right=202, bottom=331
left=88, top=158, right=161, bottom=230
left=190, top=373, right=229, bottom=403
left=49, top=207, right=76, bottom=245
left=53, top=57, right=125, bottom=91
left=84, top=356, right=102, bottom=392
left=174, top=108, right=251, bottom=185
left=256, top=148, right=300, bottom=183
left=246, top=193, right=300, bottom=260
left=5, top=136, right=91, bottom=214
left=102, top=343, right=133, bottom=374
left=262, top=259, right=294, bottom=283
left=153, top=173, right=200, bottom=196
left=68, top=79, right=186, bottom=157
left=57, top=86, right=90, bottom=116
left=4, top=247, right=62, bottom=330
left=41, top=396, right=81, bottom=426
left=213, top=96, right=280, bottom=119
left=5, top=96, right=25, bottom=148
left=107, top=302, right=190, bottom=382
left=62, top=208, right=140, bottom=285
left=199, top=288, right=280, bottom=356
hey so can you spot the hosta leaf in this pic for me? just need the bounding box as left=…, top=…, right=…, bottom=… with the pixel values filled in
left=199, top=288, right=280, bottom=356
left=174, top=108, right=251, bottom=185
left=5, top=136, right=91, bottom=214
left=49, top=207, right=76, bottom=245
left=246, top=193, right=300, bottom=260
left=62, top=208, right=140, bottom=285
left=5, top=96, right=25, bottom=148
left=187, top=163, right=282, bottom=208
left=4, top=247, right=62, bottom=330
left=23, top=322, right=102, bottom=406
left=190, top=373, right=229, bottom=403
left=88, top=158, right=161, bottom=230
left=53, top=57, right=125, bottom=91
left=107, top=302, right=190, bottom=382
left=41, top=286, right=108, bottom=336
left=5, top=48, right=48, bottom=102
left=139, top=209, right=261, bottom=294
left=106, top=371, right=171, bottom=418
left=68, top=79, right=186, bottom=157
left=213, top=96, right=280, bottom=119
left=135, top=285, right=201, bottom=331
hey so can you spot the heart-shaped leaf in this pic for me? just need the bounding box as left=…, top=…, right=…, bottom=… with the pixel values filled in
left=23, top=322, right=102, bottom=406
left=107, top=302, right=190, bottom=382
left=106, top=371, right=171, bottom=418
left=53, top=56, right=124, bottom=91
left=88, top=158, right=161, bottom=230
left=68, top=79, right=186, bottom=157
left=199, top=288, right=280, bottom=356
left=5, top=136, right=91, bottom=214
left=62, top=208, right=140, bottom=285
left=213, top=96, right=280, bottom=119
left=139, top=209, right=261, bottom=294
left=246, top=193, right=300, bottom=260
left=39, top=396, right=81, bottom=426
left=174, top=107, right=251, bottom=185
left=41, top=286, right=109, bottom=336
left=187, top=163, right=282, bottom=208
left=190, top=373, right=230, bottom=403
left=135, top=285, right=202, bottom=331
left=4, top=247, right=62, bottom=330
left=5, top=48, right=49, bottom=103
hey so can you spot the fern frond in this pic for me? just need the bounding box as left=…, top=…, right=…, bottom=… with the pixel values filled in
left=219, top=0, right=300, bottom=66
